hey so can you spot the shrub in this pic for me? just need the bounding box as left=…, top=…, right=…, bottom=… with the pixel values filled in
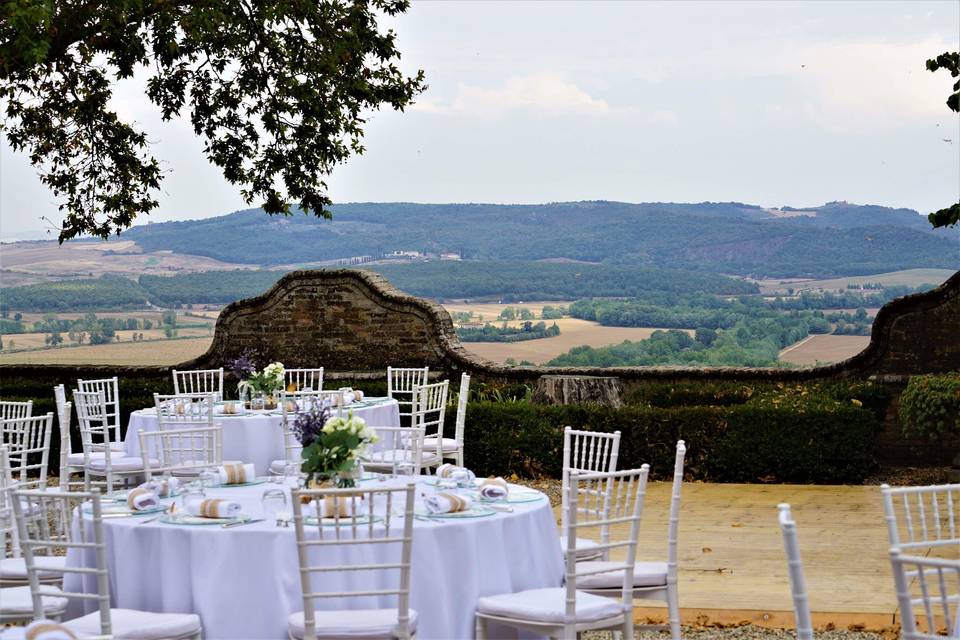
left=446, top=400, right=878, bottom=484
left=899, top=373, right=960, bottom=441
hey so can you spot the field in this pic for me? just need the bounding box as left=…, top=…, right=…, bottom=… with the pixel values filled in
left=461, top=319, right=693, bottom=365
left=0, top=239, right=255, bottom=286
left=0, top=337, right=213, bottom=365
left=778, top=334, right=871, bottom=366
left=754, top=268, right=954, bottom=295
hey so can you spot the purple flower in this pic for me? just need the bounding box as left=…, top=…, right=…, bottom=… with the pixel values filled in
left=293, top=405, right=331, bottom=447
left=226, top=352, right=256, bottom=380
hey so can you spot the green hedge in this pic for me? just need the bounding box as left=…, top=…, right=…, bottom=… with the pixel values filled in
left=446, top=401, right=878, bottom=484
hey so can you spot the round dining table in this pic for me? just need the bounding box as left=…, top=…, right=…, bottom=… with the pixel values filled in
left=123, top=397, right=401, bottom=476
left=64, top=477, right=564, bottom=639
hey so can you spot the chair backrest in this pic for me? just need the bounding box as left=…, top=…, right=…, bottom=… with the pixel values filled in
left=74, top=389, right=124, bottom=494
left=387, top=367, right=429, bottom=418
left=139, top=425, right=223, bottom=479
left=77, top=377, right=121, bottom=443
left=0, top=446, right=20, bottom=559
left=172, top=368, right=224, bottom=402
left=291, top=483, right=416, bottom=640
left=413, top=380, right=448, bottom=446
left=882, top=483, right=960, bottom=552
left=452, top=373, right=470, bottom=446
left=666, top=440, right=686, bottom=578
left=0, top=400, right=32, bottom=422
left=0, top=413, right=53, bottom=491
left=566, top=467, right=649, bottom=625
left=54, top=384, right=77, bottom=491
left=370, top=426, right=426, bottom=476
left=154, top=393, right=216, bottom=429
left=12, top=488, right=113, bottom=634
left=285, top=368, right=325, bottom=392
left=279, top=390, right=332, bottom=464
left=890, top=549, right=960, bottom=639
left=561, top=428, right=621, bottom=533
left=778, top=503, right=814, bottom=640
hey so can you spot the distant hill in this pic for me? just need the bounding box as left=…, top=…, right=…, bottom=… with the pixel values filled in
left=125, top=201, right=958, bottom=278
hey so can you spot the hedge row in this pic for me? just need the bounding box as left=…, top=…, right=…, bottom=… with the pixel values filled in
left=445, top=401, right=879, bottom=484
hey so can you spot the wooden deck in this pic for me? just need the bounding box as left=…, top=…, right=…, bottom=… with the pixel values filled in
left=552, top=482, right=953, bottom=631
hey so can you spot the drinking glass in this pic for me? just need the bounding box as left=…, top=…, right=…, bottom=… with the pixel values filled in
left=396, top=462, right=417, bottom=481
left=179, top=482, right=205, bottom=514
left=199, top=468, right=221, bottom=489
left=261, top=488, right=288, bottom=526
left=283, top=462, right=302, bottom=489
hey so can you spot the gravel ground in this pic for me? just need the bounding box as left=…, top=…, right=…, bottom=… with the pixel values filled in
left=584, top=626, right=887, bottom=639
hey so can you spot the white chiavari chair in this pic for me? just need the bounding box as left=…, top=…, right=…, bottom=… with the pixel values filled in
left=387, top=367, right=429, bottom=425
left=139, top=425, right=222, bottom=480
left=0, top=401, right=32, bottom=422
left=172, top=368, right=225, bottom=402
left=270, top=391, right=329, bottom=476
left=778, top=503, right=814, bottom=640
left=882, top=483, right=960, bottom=551
left=76, top=377, right=121, bottom=446
left=285, top=368, right=325, bottom=392
left=74, top=390, right=152, bottom=496
left=412, top=380, right=448, bottom=473
left=289, top=483, right=417, bottom=639
left=362, top=426, right=433, bottom=476
left=10, top=488, right=203, bottom=637
left=560, top=427, right=621, bottom=562
left=54, top=384, right=84, bottom=492
left=891, top=549, right=960, bottom=639
left=1, top=414, right=53, bottom=493
left=1, top=446, right=70, bottom=590
left=424, top=373, right=468, bottom=467
left=475, top=466, right=648, bottom=640
left=577, top=440, right=685, bottom=640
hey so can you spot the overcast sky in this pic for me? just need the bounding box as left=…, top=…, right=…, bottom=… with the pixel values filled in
left=1, top=0, right=959, bottom=240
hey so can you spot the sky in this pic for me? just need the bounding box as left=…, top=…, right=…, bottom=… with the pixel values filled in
left=1, top=0, right=959, bottom=240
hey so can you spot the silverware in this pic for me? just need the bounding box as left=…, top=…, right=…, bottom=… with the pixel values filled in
left=138, top=514, right=163, bottom=525
left=222, top=518, right=264, bottom=529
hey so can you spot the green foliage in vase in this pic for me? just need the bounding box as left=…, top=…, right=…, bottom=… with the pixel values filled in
left=0, top=0, right=425, bottom=242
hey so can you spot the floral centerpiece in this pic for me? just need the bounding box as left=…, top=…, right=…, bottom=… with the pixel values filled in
left=228, top=356, right=285, bottom=409
left=294, top=406, right=378, bottom=488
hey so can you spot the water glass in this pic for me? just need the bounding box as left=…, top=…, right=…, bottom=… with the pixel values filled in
left=199, top=468, right=221, bottom=489
left=396, top=462, right=417, bottom=481
left=261, top=488, right=288, bottom=526
left=283, top=462, right=302, bottom=489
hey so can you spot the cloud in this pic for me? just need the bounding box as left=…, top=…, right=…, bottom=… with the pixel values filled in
left=412, top=73, right=612, bottom=119
left=648, top=110, right=680, bottom=126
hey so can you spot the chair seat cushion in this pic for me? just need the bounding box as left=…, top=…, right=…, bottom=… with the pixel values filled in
left=86, top=457, right=158, bottom=472
left=64, top=608, right=201, bottom=639
left=575, top=561, right=669, bottom=589
left=0, top=585, right=68, bottom=615
left=363, top=450, right=440, bottom=466
left=559, top=536, right=603, bottom=560
left=0, top=555, right=68, bottom=580
left=288, top=608, right=418, bottom=639
left=422, top=437, right=460, bottom=453
left=65, top=446, right=125, bottom=466
left=476, top=587, right=623, bottom=623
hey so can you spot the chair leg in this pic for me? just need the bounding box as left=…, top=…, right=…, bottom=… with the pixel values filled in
left=622, top=617, right=634, bottom=640
left=667, top=584, right=681, bottom=640
left=475, top=615, right=488, bottom=640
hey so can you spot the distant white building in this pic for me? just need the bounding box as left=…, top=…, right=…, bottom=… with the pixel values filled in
left=387, top=250, right=422, bottom=258
left=439, top=252, right=461, bottom=261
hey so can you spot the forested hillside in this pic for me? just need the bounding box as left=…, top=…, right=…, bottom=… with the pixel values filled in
left=123, top=201, right=959, bottom=278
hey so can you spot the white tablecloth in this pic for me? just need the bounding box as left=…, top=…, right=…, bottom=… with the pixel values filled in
left=124, top=398, right=401, bottom=476
left=64, top=478, right=563, bottom=639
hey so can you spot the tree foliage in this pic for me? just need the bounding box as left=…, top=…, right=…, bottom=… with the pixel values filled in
left=0, top=0, right=425, bottom=242
left=926, top=51, right=960, bottom=228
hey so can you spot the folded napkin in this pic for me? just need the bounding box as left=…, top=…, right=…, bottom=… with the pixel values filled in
left=312, top=495, right=362, bottom=518
left=185, top=497, right=242, bottom=519
left=436, top=464, right=475, bottom=483
left=478, top=477, right=509, bottom=501
left=424, top=492, right=472, bottom=514
left=126, top=487, right=160, bottom=512
left=218, top=462, right=256, bottom=485
left=0, top=620, right=78, bottom=640
left=140, top=477, right=180, bottom=498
